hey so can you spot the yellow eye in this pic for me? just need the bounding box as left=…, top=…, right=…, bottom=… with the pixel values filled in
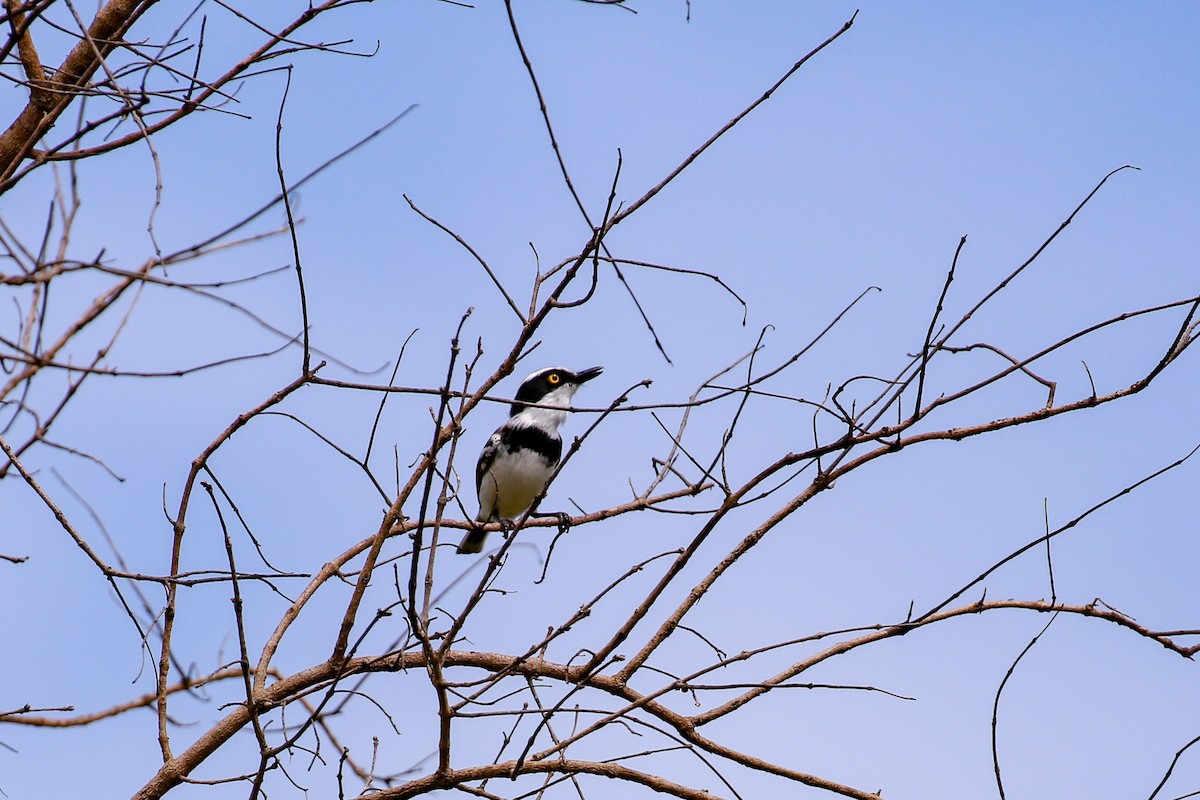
left=547, top=373, right=561, bottom=385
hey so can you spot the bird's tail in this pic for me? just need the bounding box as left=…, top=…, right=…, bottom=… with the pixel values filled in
left=457, top=526, right=488, bottom=555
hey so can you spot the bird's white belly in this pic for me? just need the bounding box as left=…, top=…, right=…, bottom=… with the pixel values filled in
left=480, top=449, right=554, bottom=521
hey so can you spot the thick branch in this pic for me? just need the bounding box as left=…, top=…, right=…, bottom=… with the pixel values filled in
left=0, top=0, right=157, bottom=187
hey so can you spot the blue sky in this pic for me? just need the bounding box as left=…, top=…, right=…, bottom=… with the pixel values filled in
left=2, top=3, right=1199, bottom=798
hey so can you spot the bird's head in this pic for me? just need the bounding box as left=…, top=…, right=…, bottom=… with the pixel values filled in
left=510, top=365, right=603, bottom=417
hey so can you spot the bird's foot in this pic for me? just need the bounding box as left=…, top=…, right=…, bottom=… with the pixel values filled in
left=533, top=510, right=573, bottom=534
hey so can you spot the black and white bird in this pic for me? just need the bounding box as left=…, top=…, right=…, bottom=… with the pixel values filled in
left=456, top=365, right=603, bottom=555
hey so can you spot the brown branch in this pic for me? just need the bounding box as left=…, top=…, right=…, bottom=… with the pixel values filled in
left=369, top=758, right=722, bottom=800
left=126, top=571, right=1200, bottom=800
left=0, top=1, right=382, bottom=193
left=0, top=433, right=115, bottom=575
left=6, top=0, right=51, bottom=107
left=587, top=437, right=1198, bottom=728
left=917, top=443, right=1200, bottom=622
left=914, top=234, right=965, bottom=415
left=404, top=194, right=525, bottom=322
left=4, top=667, right=246, bottom=727
left=931, top=165, right=1142, bottom=352
left=691, top=599, right=1198, bottom=728
left=992, top=614, right=1058, bottom=800
left=939, top=341, right=1057, bottom=407
left=0, top=0, right=157, bottom=188
left=610, top=11, right=857, bottom=227
left=0, top=260, right=153, bottom=419
left=156, top=368, right=320, bottom=760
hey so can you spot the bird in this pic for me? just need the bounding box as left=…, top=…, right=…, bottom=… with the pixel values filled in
left=456, top=365, right=603, bottom=554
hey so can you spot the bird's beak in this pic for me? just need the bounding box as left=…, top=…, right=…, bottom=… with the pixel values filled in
left=575, top=366, right=603, bottom=384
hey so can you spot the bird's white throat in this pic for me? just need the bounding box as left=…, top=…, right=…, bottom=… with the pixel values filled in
left=512, top=383, right=578, bottom=431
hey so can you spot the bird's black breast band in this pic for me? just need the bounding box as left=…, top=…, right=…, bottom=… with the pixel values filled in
left=499, top=423, right=562, bottom=463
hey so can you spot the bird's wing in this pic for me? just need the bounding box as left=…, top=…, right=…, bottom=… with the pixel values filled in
left=474, top=429, right=503, bottom=522
left=476, top=430, right=502, bottom=492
